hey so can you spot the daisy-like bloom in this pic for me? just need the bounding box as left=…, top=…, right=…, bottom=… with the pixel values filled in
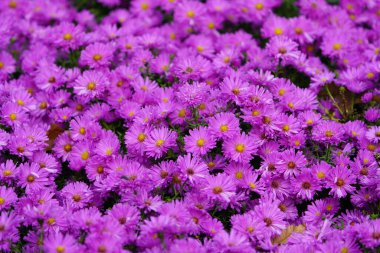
left=175, top=0, right=205, bottom=24
left=0, top=51, right=15, bottom=80
left=61, top=182, right=92, bottom=210
left=74, top=70, right=109, bottom=99
left=213, top=230, right=251, bottom=253
left=69, top=141, right=93, bottom=171
left=254, top=201, right=286, bottom=235
left=79, top=42, right=114, bottom=68
left=177, top=154, right=208, bottom=184
left=144, top=127, right=177, bottom=158
left=208, top=112, right=240, bottom=139
left=231, top=211, right=266, bottom=240
left=44, top=232, right=78, bottom=253
left=266, top=35, right=300, bottom=62
left=365, top=126, right=380, bottom=143
left=95, top=130, right=120, bottom=157
left=18, top=163, right=50, bottom=193
left=261, top=15, right=288, bottom=38
left=175, top=81, right=210, bottom=107
left=278, top=149, right=308, bottom=178
left=243, top=171, right=263, bottom=194
left=0, top=160, right=18, bottom=182
left=202, top=174, right=235, bottom=203
left=219, top=72, right=250, bottom=102
left=223, top=133, right=258, bottom=164
left=108, top=203, right=140, bottom=228
left=293, top=172, right=319, bottom=200
left=0, top=186, right=17, bottom=210
left=0, top=129, right=9, bottom=151
left=1, top=102, right=27, bottom=126
left=54, top=22, right=84, bottom=50
left=274, top=113, right=301, bottom=136
left=358, top=220, right=380, bottom=248
left=326, top=167, right=355, bottom=198
left=264, top=175, right=291, bottom=199
left=312, top=121, right=345, bottom=144
left=124, top=124, right=152, bottom=153
left=321, top=30, right=352, bottom=58
left=184, top=127, right=216, bottom=156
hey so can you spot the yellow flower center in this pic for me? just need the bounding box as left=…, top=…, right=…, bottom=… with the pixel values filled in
left=178, top=109, right=186, bottom=117
left=141, top=2, right=149, bottom=10
left=187, top=11, right=195, bottom=18
left=282, top=125, right=290, bottom=132
left=156, top=139, right=164, bottom=147
left=249, top=182, right=256, bottom=189
left=63, top=33, right=72, bottom=40
left=9, top=113, right=17, bottom=121
left=137, top=133, right=146, bottom=142
left=213, top=186, right=223, bottom=194
left=0, top=197, right=5, bottom=205
left=207, top=22, right=215, bottom=29
left=56, top=246, right=65, bottom=253
left=278, top=89, right=285, bottom=96
left=93, top=54, right=102, bottom=61
left=333, top=43, right=342, bottom=50
left=105, top=149, right=113, bottom=155
left=274, top=28, right=283, bottom=35
left=367, top=72, right=375, bottom=79
left=3, top=170, right=12, bottom=176
left=79, top=127, right=86, bottom=135
left=87, top=82, right=96, bottom=90
left=317, top=171, right=325, bottom=179
left=294, top=27, right=303, bottom=35
left=235, top=144, right=245, bottom=153
left=72, top=194, right=81, bottom=202
left=47, top=217, right=56, bottom=225
left=196, top=139, right=205, bottom=147
left=81, top=151, right=89, bottom=160
left=39, top=102, right=47, bottom=109
left=255, top=3, right=264, bottom=10
left=0, top=62, right=4, bottom=69
left=235, top=171, right=243, bottom=179
left=27, top=175, right=35, bottom=183
left=220, top=124, right=228, bottom=132
left=325, top=130, right=333, bottom=138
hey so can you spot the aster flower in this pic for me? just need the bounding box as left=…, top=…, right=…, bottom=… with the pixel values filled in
left=202, top=174, right=235, bottom=203
left=79, top=42, right=114, bottom=68
left=266, top=35, right=300, bottom=62
left=74, top=70, right=109, bottom=99
left=0, top=186, right=17, bottom=210
left=278, top=149, right=308, bottom=178
left=95, top=130, right=120, bottom=157
left=223, top=133, right=258, bottom=164
left=184, top=127, right=216, bottom=156
left=44, top=232, right=78, bottom=253
left=254, top=201, right=286, bottom=234
left=177, top=154, right=208, bottom=184
left=144, top=127, right=177, bottom=158
left=365, top=126, right=380, bottom=143
left=18, top=163, right=50, bottom=193
left=293, top=172, right=319, bottom=200
left=326, top=167, right=355, bottom=198
left=61, top=182, right=93, bottom=210
left=0, top=51, right=15, bottom=80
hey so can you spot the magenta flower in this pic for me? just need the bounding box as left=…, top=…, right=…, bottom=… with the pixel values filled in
left=184, top=127, right=216, bottom=156
left=223, top=133, right=258, bottom=164
left=144, top=127, right=177, bottom=158
left=202, top=174, right=236, bottom=203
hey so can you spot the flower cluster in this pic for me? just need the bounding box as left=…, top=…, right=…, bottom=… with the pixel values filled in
left=0, top=0, right=379, bottom=252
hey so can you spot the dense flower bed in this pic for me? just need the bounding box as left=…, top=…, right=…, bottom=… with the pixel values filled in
left=0, top=0, right=379, bottom=252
